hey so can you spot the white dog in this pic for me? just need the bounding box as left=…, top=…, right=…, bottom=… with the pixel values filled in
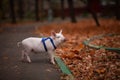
left=17, top=30, right=66, bottom=64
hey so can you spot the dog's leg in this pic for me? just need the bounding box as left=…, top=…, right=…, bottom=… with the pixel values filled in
left=24, top=50, right=31, bottom=63
left=21, top=50, right=26, bottom=61
left=48, top=51, right=55, bottom=64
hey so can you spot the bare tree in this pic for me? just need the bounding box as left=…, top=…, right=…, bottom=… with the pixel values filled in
left=81, top=0, right=100, bottom=26
left=47, top=0, right=53, bottom=22
left=35, top=0, right=39, bottom=21
left=0, top=0, right=6, bottom=20
left=9, top=0, right=16, bottom=23
left=115, top=0, right=120, bottom=20
left=87, top=0, right=100, bottom=26
left=61, top=0, right=65, bottom=19
left=17, top=0, right=24, bottom=20
left=67, top=0, right=77, bottom=23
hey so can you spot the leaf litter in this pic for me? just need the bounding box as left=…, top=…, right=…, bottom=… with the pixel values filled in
left=35, top=18, right=120, bottom=80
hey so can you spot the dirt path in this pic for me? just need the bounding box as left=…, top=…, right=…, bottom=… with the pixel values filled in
left=0, top=24, right=60, bottom=80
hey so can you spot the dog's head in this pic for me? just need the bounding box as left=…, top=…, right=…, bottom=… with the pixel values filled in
left=51, top=30, right=66, bottom=43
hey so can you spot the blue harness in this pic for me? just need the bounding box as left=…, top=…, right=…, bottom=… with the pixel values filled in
left=41, top=37, right=56, bottom=52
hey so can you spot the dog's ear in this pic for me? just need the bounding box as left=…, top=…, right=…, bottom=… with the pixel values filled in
left=51, top=31, right=56, bottom=37
left=59, top=29, right=62, bottom=34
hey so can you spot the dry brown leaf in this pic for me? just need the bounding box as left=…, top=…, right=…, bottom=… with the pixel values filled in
left=35, top=19, right=120, bottom=80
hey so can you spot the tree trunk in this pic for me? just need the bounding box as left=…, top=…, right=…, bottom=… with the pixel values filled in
left=9, top=0, right=16, bottom=23
left=40, top=0, right=44, bottom=19
left=0, top=0, right=6, bottom=20
left=115, top=0, right=120, bottom=20
left=67, top=0, right=77, bottom=23
left=61, top=0, right=65, bottom=19
left=47, top=0, right=53, bottom=22
left=90, top=11, right=100, bottom=26
left=35, top=0, right=39, bottom=21
left=87, top=0, right=100, bottom=26
left=17, top=0, right=24, bottom=20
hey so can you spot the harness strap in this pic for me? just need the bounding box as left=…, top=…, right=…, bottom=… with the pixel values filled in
left=42, top=37, right=56, bottom=52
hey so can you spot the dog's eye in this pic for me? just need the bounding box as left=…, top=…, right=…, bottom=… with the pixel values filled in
left=56, top=36, right=60, bottom=38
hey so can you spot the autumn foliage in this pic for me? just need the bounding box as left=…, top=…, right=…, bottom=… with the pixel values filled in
left=35, top=18, right=120, bottom=80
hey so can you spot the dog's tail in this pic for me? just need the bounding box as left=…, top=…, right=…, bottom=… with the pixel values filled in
left=17, top=42, right=22, bottom=47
